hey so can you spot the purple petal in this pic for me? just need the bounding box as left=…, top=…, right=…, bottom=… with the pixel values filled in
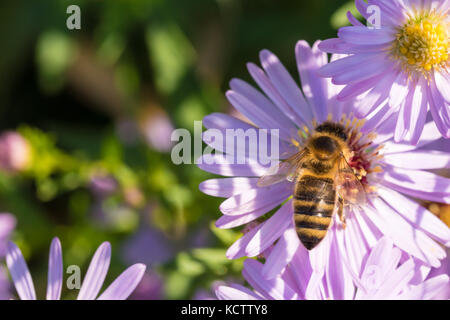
left=247, top=63, right=306, bottom=126
left=354, top=70, right=397, bottom=117
left=225, top=223, right=262, bottom=259
left=197, top=154, right=271, bottom=177
left=245, top=200, right=293, bottom=257
left=317, top=53, right=380, bottom=77
left=46, top=237, right=63, bottom=300
left=287, top=245, right=313, bottom=299
left=383, top=150, right=450, bottom=169
left=337, top=73, right=385, bottom=101
left=216, top=211, right=265, bottom=229
left=381, top=121, right=443, bottom=154
left=379, top=166, right=450, bottom=203
left=220, top=184, right=291, bottom=216
left=199, top=178, right=258, bottom=198
left=229, top=79, right=295, bottom=139
left=378, top=188, right=450, bottom=246
left=97, top=263, right=146, bottom=300
left=6, top=242, right=36, bottom=300
left=398, top=275, right=450, bottom=300
left=332, top=57, right=393, bottom=85
left=243, top=259, right=298, bottom=300
left=216, top=285, right=260, bottom=300
left=374, top=259, right=415, bottom=299
left=389, top=72, right=410, bottom=109
left=203, top=112, right=253, bottom=131
left=259, top=49, right=313, bottom=124
left=428, top=79, right=450, bottom=138
left=295, top=40, right=328, bottom=122
left=337, top=26, right=396, bottom=45
left=434, top=70, right=450, bottom=104
left=262, top=226, right=300, bottom=279
left=77, top=242, right=111, bottom=300
left=326, top=231, right=355, bottom=300
left=369, top=199, right=445, bottom=267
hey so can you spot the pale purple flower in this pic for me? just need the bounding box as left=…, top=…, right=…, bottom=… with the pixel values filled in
left=216, top=237, right=450, bottom=300
left=140, top=107, right=175, bottom=152
left=198, top=40, right=450, bottom=281
left=5, top=237, right=146, bottom=300
left=0, top=131, right=31, bottom=173
left=317, top=0, right=449, bottom=144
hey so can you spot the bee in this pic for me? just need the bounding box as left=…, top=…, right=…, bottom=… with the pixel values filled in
left=257, top=122, right=366, bottom=250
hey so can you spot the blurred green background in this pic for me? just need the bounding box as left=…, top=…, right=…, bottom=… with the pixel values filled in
left=0, top=0, right=355, bottom=299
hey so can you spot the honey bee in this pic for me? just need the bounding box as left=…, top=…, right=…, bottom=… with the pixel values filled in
left=258, top=122, right=366, bottom=250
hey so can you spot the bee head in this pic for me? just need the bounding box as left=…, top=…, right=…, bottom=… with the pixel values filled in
left=310, top=136, right=339, bottom=160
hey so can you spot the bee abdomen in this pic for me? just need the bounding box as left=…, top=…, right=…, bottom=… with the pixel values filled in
left=294, top=210, right=333, bottom=250
left=293, top=201, right=334, bottom=217
left=294, top=214, right=331, bottom=231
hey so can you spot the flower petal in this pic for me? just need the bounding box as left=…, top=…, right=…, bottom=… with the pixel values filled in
left=220, top=184, right=291, bottom=216
left=379, top=166, right=450, bottom=203
left=242, top=259, right=298, bottom=300
left=97, top=263, right=146, bottom=300
left=245, top=200, right=293, bottom=257
left=259, top=49, right=313, bottom=124
left=6, top=242, right=36, bottom=300
left=46, top=237, right=63, bottom=300
left=216, top=285, right=260, bottom=300
left=262, top=226, right=300, bottom=279
left=383, top=150, right=450, bottom=169
left=337, top=26, right=396, bottom=45
left=369, top=199, right=445, bottom=267
left=77, top=242, right=111, bottom=300
left=199, top=178, right=258, bottom=198
left=378, top=188, right=450, bottom=246
left=295, top=40, right=328, bottom=122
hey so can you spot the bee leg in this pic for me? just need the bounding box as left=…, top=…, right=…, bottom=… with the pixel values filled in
left=338, top=197, right=346, bottom=229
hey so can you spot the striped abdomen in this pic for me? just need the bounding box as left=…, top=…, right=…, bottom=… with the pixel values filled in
left=293, top=174, right=335, bottom=250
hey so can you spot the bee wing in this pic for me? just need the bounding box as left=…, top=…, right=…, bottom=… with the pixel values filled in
left=257, top=149, right=309, bottom=188
left=336, top=154, right=367, bottom=205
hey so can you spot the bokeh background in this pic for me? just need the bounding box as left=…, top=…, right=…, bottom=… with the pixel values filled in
left=1, top=0, right=448, bottom=300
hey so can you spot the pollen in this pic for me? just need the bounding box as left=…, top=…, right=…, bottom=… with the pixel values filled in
left=395, top=14, right=449, bottom=75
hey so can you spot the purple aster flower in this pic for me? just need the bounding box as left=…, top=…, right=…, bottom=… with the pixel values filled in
left=198, top=40, right=450, bottom=281
left=5, top=237, right=146, bottom=300
left=216, top=237, right=450, bottom=300
left=317, top=0, right=449, bottom=144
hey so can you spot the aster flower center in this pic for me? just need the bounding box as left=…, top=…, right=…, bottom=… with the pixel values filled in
left=395, top=14, right=449, bottom=74
left=298, top=114, right=383, bottom=194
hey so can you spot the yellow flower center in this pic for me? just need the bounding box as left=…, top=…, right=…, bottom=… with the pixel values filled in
left=395, top=15, right=449, bottom=74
